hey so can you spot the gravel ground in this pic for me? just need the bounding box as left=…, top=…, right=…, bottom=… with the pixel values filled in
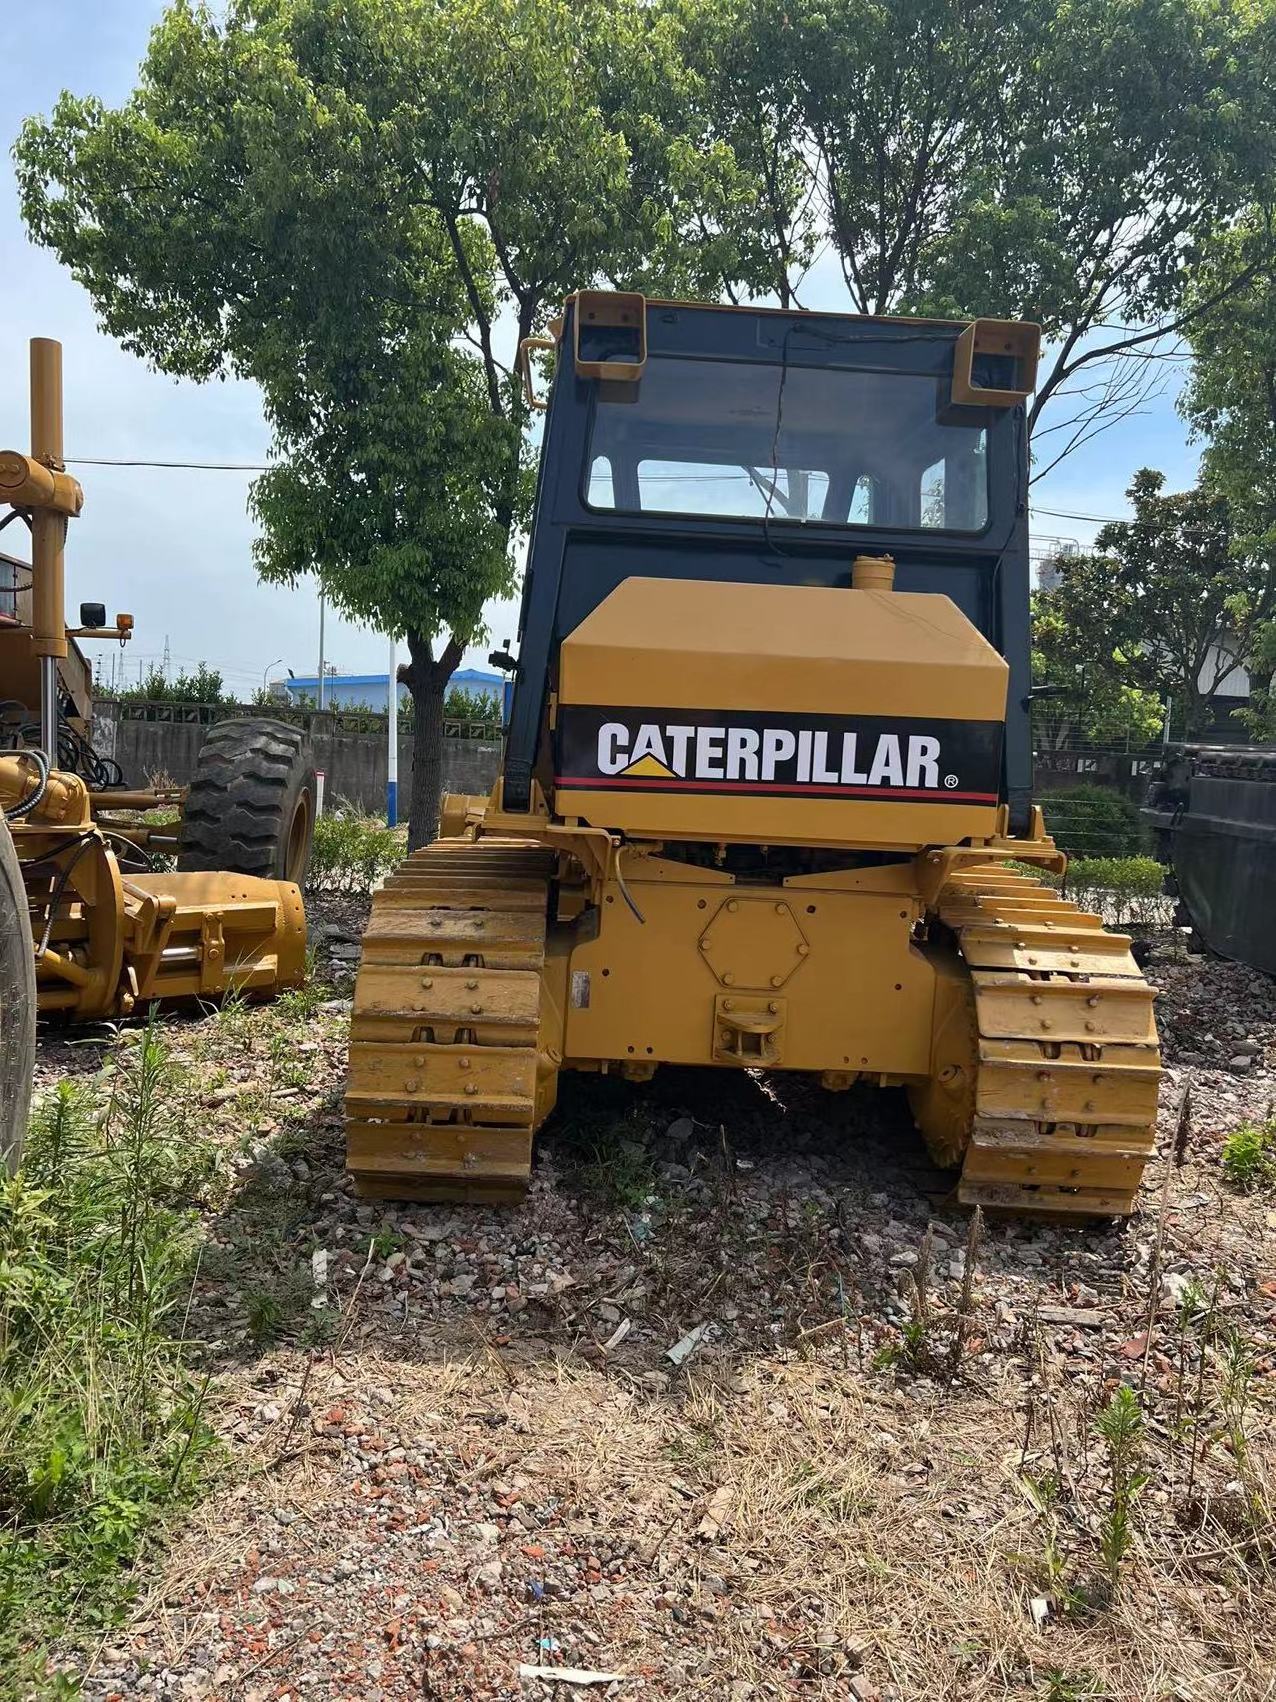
left=42, top=901, right=1276, bottom=1701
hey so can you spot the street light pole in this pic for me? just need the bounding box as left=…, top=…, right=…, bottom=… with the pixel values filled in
left=263, top=656, right=283, bottom=692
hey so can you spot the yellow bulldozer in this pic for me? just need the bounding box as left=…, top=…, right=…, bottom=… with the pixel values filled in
left=0, top=337, right=311, bottom=1168
left=346, top=291, right=1161, bottom=1218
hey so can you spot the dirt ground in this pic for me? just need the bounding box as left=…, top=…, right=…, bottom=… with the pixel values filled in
left=43, top=897, right=1276, bottom=1702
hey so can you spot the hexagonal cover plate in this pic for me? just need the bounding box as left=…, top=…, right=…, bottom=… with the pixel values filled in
left=698, top=897, right=809, bottom=990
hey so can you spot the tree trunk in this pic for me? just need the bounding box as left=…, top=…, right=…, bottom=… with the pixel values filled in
left=403, top=629, right=463, bottom=851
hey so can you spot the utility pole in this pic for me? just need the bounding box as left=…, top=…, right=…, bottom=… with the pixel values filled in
left=317, top=584, right=326, bottom=710
left=386, top=633, right=398, bottom=827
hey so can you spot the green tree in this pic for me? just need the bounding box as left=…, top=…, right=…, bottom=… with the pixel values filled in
left=1031, top=565, right=1163, bottom=750
left=1180, top=215, right=1276, bottom=735
left=670, top=0, right=1276, bottom=462
left=1064, top=471, right=1276, bottom=737
left=1183, top=216, right=1276, bottom=552
left=15, top=0, right=722, bottom=844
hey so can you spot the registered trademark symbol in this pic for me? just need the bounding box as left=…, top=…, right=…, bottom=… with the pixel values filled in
left=943, top=773, right=959, bottom=789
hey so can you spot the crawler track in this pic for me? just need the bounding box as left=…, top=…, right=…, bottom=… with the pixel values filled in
left=345, top=840, right=555, bottom=1202
left=917, top=863, right=1161, bottom=1217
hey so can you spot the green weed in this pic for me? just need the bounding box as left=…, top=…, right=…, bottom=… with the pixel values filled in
left=0, top=1022, right=216, bottom=1681
left=1221, top=1117, right=1276, bottom=1190
left=1094, top=1385, right=1148, bottom=1594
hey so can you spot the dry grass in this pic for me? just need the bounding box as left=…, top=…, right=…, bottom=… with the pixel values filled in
left=110, top=1340, right=1275, bottom=1701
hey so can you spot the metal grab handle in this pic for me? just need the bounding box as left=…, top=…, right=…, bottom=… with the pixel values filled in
left=517, top=337, right=557, bottom=412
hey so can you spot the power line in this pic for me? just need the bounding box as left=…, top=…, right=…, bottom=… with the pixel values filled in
left=65, top=456, right=269, bottom=470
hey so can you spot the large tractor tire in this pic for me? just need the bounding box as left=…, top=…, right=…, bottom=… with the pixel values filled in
left=178, top=718, right=316, bottom=886
left=0, top=813, right=36, bottom=1175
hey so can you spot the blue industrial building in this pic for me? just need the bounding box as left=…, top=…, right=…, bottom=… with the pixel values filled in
left=278, top=666, right=504, bottom=713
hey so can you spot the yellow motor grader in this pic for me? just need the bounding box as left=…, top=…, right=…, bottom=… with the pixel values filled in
left=344, top=292, right=1161, bottom=1220
left=0, top=338, right=311, bottom=1167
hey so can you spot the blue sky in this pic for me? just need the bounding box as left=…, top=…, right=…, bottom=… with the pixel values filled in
left=1, top=1, right=1205, bottom=696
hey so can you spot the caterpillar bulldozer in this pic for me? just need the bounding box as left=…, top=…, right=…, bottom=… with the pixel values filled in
left=346, top=292, right=1161, bottom=1218
left=0, top=337, right=311, bottom=1168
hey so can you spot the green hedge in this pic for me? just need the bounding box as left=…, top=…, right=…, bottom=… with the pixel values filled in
left=1039, top=784, right=1148, bottom=859
left=306, top=809, right=405, bottom=894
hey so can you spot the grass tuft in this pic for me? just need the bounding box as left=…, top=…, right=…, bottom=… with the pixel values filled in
left=1221, top=1115, right=1276, bottom=1190
left=0, top=1020, right=216, bottom=1687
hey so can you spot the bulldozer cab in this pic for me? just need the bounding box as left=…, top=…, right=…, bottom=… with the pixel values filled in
left=506, top=295, right=1039, bottom=829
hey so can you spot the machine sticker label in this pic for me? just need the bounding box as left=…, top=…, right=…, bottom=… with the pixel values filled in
left=555, top=707, right=1002, bottom=804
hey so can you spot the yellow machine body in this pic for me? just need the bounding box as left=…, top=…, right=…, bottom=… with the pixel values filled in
left=346, top=295, right=1159, bottom=1219
left=554, top=577, right=1007, bottom=848
left=347, top=565, right=1158, bottom=1219
left=2, top=338, right=308, bottom=1027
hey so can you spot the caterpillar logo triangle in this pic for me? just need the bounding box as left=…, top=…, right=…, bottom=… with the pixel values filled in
left=621, top=753, right=677, bottom=779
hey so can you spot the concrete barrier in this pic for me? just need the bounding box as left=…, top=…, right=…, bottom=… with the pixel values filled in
left=92, top=702, right=501, bottom=817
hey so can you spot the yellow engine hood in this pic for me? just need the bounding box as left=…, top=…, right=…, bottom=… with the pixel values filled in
left=553, top=577, right=1009, bottom=850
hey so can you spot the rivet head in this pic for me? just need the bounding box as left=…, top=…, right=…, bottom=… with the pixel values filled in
left=1037, top=1070, right=1050, bottom=1082
left=421, top=977, right=434, bottom=989
left=466, top=978, right=479, bottom=989
left=722, top=999, right=733, bottom=1012
left=727, top=900, right=738, bottom=913
left=459, top=1057, right=472, bottom=1070
left=414, top=1055, right=426, bottom=1067
left=1085, top=1020, right=1097, bottom=1032
left=429, top=919, right=442, bottom=928
left=1084, top=1101, right=1095, bottom=1113
left=770, top=975, right=783, bottom=988
left=797, top=943, right=810, bottom=956
left=1027, top=955, right=1038, bottom=965
left=404, top=1077, right=420, bottom=1092
left=767, top=1002, right=778, bottom=1014
left=1040, top=1019, right=1052, bottom=1030
left=470, top=1003, right=483, bottom=1014
left=464, top=1082, right=478, bottom=1095
left=720, top=1029, right=732, bottom=1044
left=1031, top=994, right=1043, bottom=1005
left=723, top=972, right=735, bottom=986
left=774, top=902, right=786, bottom=915
left=1086, top=994, right=1100, bottom=1007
